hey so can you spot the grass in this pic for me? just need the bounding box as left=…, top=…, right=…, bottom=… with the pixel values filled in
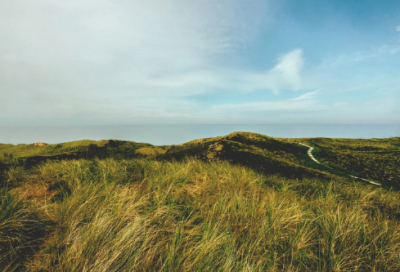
left=301, top=137, right=400, bottom=186
left=0, top=157, right=399, bottom=271
left=2, top=131, right=399, bottom=186
left=0, top=188, right=49, bottom=271
left=1, top=132, right=400, bottom=270
left=0, top=139, right=154, bottom=164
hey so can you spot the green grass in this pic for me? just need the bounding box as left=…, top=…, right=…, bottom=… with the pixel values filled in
left=1, top=132, right=400, bottom=270
left=0, top=188, right=49, bottom=271
left=0, top=139, right=154, bottom=162
left=302, top=137, right=400, bottom=186
left=2, top=131, right=399, bottom=187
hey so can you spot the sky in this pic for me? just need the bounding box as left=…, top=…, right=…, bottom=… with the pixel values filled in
left=1, top=0, right=400, bottom=126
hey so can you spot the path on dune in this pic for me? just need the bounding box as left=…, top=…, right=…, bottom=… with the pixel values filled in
left=297, top=143, right=381, bottom=186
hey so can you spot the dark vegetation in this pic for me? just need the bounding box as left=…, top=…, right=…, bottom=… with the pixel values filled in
left=285, top=137, right=400, bottom=188
left=0, top=132, right=399, bottom=271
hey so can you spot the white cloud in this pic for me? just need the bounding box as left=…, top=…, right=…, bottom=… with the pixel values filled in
left=271, top=49, right=304, bottom=89
left=0, top=0, right=269, bottom=121
left=396, top=25, right=400, bottom=32
left=211, top=96, right=317, bottom=113
left=143, top=48, right=306, bottom=95
left=242, top=49, right=304, bottom=93
left=290, top=90, right=320, bottom=100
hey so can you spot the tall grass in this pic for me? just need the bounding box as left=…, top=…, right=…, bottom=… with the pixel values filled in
left=0, top=188, right=48, bottom=271
left=3, top=158, right=400, bottom=271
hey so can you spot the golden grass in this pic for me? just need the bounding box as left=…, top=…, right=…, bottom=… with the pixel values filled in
left=2, top=158, right=400, bottom=271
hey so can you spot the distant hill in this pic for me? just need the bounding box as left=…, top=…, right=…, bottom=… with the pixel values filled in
left=1, top=132, right=399, bottom=187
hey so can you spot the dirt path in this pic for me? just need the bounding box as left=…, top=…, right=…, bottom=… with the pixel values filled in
left=298, top=143, right=381, bottom=186
left=297, top=143, right=320, bottom=164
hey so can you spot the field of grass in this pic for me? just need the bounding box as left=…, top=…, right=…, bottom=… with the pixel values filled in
left=294, top=137, right=400, bottom=187
left=1, top=132, right=400, bottom=271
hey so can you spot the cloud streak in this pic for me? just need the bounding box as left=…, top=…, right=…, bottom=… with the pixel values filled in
left=242, top=49, right=304, bottom=93
left=1, top=1, right=399, bottom=126
left=0, top=0, right=269, bottom=115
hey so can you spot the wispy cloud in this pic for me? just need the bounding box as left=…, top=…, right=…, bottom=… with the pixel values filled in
left=0, top=0, right=270, bottom=123
left=211, top=99, right=316, bottom=112
left=1, top=1, right=399, bottom=126
left=290, top=90, right=320, bottom=100
left=271, top=49, right=304, bottom=89
left=134, top=48, right=306, bottom=96
left=242, top=49, right=304, bottom=93
left=210, top=88, right=319, bottom=114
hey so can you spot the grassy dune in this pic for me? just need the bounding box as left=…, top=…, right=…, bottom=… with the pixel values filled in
left=301, top=137, right=400, bottom=187
left=1, top=132, right=400, bottom=271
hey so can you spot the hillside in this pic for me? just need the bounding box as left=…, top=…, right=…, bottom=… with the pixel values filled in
left=1, top=132, right=399, bottom=187
left=1, top=132, right=400, bottom=271
left=292, top=137, right=400, bottom=187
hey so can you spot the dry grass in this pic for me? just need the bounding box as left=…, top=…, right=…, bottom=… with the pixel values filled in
left=0, top=189, right=48, bottom=271
left=2, top=158, right=400, bottom=271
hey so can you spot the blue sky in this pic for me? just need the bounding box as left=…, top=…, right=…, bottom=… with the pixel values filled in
left=1, top=0, right=400, bottom=125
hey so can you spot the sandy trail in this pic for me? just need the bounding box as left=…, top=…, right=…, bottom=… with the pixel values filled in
left=297, top=143, right=320, bottom=164
left=297, top=143, right=381, bottom=186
